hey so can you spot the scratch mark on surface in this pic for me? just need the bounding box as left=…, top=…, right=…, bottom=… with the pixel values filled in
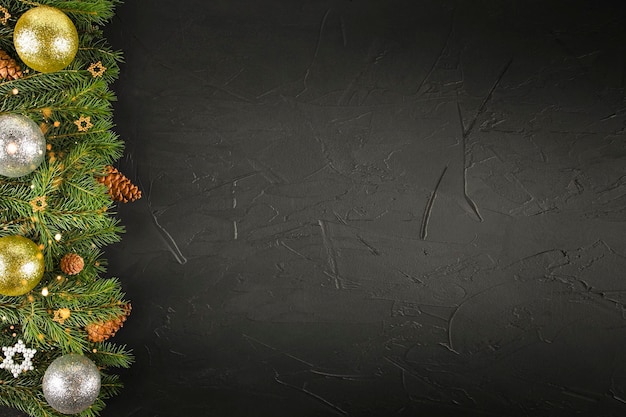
left=557, top=386, right=600, bottom=403
left=280, top=240, right=314, bottom=261
left=527, top=134, right=548, bottom=163
left=510, top=172, right=535, bottom=203
left=457, top=101, right=484, bottom=223
left=321, top=271, right=360, bottom=289
left=137, top=173, right=187, bottom=265
left=333, top=210, right=348, bottom=225
left=400, top=369, right=408, bottom=395
left=196, top=171, right=257, bottom=190
left=356, top=234, right=380, bottom=255
left=302, top=163, right=331, bottom=180
left=232, top=181, right=238, bottom=240
left=247, top=158, right=287, bottom=184
left=384, top=365, right=515, bottom=417
left=395, top=268, right=424, bottom=285
left=503, top=248, right=566, bottom=269
left=297, top=8, right=332, bottom=98
left=117, top=22, right=256, bottom=103
left=383, top=149, right=402, bottom=171
left=340, top=15, right=347, bottom=47
left=611, top=391, right=626, bottom=404
left=445, top=281, right=511, bottom=353
left=318, top=220, right=343, bottom=289
left=415, top=7, right=456, bottom=95
left=463, top=57, right=513, bottom=138
left=384, top=357, right=437, bottom=388
left=243, top=334, right=314, bottom=367
left=274, top=371, right=348, bottom=416
left=456, top=58, right=512, bottom=223
left=144, top=345, right=153, bottom=367
left=232, top=181, right=238, bottom=208
left=420, top=165, right=448, bottom=240
left=331, top=111, right=373, bottom=125
left=150, top=212, right=188, bottom=265
left=310, top=369, right=374, bottom=380
left=384, top=356, right=502, bottom=417
left=311, top=133, right=339, bottom=173
left=337, top=38, right=382, bottom=105
left=223, top=67, right=245, bottom=86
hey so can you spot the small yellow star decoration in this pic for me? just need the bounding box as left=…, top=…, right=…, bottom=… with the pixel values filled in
left=87, top=61, right=106, bottom=77
left=52, top=308, right=71, bottom=325
left=30, top=196, right=47, bottom=212
left=74, top=115, right=93, bottom=132
left=0, top=6, right=10, bottom=25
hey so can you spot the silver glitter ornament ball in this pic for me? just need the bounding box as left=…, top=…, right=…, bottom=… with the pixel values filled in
left=42, top=354, right=101, bottom=414
left=0, top=114, right=45, bottom=177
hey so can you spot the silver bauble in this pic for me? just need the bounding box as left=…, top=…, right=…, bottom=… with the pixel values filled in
left=0, top=114, right=45, bottom=177
left=42, top=354, right=101, bottom=414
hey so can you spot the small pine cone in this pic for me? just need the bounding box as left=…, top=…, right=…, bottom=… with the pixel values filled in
left=60, top=253, right=84, bottom=275
left=97, top=165, right=142, bottom=203
left=86, top=303, right=132, bottom=343
left=0, top=49, right=23, bottom=80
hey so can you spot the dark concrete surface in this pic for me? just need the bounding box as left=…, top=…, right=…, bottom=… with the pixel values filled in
left=6, top=0, right=626, bottom=416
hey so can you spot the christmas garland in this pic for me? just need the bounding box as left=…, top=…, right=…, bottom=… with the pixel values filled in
left=0, top=1, right=137, bottom=416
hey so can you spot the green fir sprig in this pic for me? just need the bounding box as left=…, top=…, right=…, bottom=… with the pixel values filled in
left=0, top=1, right=133, bottom=416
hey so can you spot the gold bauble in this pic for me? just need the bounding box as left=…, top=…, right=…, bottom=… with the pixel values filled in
left=0, top=236, right=44, bottom=296
left=13, top=6, right=79, bottom=73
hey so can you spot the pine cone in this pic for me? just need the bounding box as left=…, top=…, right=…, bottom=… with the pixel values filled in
left=0, top=49, right=23, bottom=80
left=60, top=252, right=84, bottom=275
left=97, top=165, right=142, bottom=203
left=86, top=303, right=132, bottom=343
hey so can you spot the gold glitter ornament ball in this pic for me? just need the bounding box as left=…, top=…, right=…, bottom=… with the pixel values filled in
left=13, top=6, right=79, bottom=73
left=0, top=236, right=44, bottom=296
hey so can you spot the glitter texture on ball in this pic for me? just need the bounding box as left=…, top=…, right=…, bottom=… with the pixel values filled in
left=0, top=235, right=45, bottom=296
left=0, top=114, right=45, bottom=178
left=13, top=6, right=79, bottom=73
left=42, top=354, right=101, bottom=414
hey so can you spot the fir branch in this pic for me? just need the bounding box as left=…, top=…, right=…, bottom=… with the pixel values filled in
left=0, top=385, right=51, bottom=417
left=91, top=342, right=133, bottom=369
left=0, top=1, right=132, bottom=415
left=14, top=0, right=122, bottom=25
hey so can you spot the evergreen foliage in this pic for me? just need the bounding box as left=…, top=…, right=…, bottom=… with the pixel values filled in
left=0, top=0, right=132, bottom=415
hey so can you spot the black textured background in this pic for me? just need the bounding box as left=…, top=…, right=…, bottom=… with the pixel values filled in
left=6, top=0, right=626, bottom=416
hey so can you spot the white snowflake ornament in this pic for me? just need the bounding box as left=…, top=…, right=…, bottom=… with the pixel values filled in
left=0, top=339, right=36, bottom=378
